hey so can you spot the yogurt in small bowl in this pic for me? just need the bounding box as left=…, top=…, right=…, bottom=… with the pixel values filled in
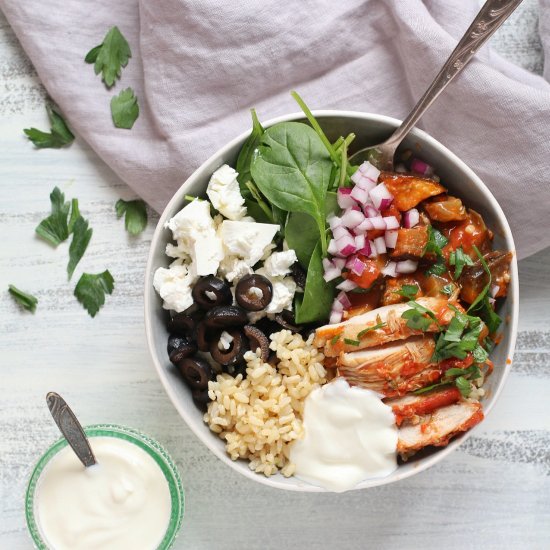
left=25, top=424, right=184, bottom=550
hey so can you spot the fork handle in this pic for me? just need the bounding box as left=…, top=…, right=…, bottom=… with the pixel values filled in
left=382, top=0, right=524, bottom=155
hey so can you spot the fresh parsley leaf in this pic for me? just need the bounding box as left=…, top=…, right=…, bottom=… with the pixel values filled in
left=454, top=376, right=472, bottom=397
left=115, top=199, right=147, bottom=235
left=330, top=334, right=340, bottom=345
left=393, top=284, right=419, bottom=300
left=441, top=284, right=455, bottom=296
left=24, top=106, right=74, bottom=149
left=67, top=216, right=93, bottom=279
left=414, top=365, right=481, bottom=396
left=472, top=344, right=489, bottom=365
left=8, top=285, right=38, bottom=313
left=86, top=26, right=131, bottom=88
left=111, top=87, right=139, bottom=129
left=344, top=338, right=360, bottom=346
left=424, top=225, right=448, bottom=257
left=74, top=270, right=114, bottom=317
left=467, top=246, right=492, bottom=313
left=357, top=321, right=387, bottom=339
left=36, top=187, right=71, bottom=246
left=472, top=295, right=502, bottom=334
left=402, top=300, right=441, bottom=331
left=450, top=247, right=474, bottom=279
left=425, top=258, right=447, bottom=277
left=68, top=198, right=80, bottom=234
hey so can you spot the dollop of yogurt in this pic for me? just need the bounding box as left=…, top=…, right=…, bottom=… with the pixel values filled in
left=35, top=437, right=171, bottom=550
left=290, top=378, right=398, bottom=492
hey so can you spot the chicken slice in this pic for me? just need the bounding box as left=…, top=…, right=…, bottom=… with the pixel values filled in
left=385, top=386, right=462, bottom=426
left=397, top=401, right=483, bottom=456
left=315, top=297, right=457, bottom=357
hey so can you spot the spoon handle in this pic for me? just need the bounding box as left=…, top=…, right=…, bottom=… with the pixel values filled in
left=381, top=0, right=524, bottom=154
left=46, top=392, right=97, bottom=468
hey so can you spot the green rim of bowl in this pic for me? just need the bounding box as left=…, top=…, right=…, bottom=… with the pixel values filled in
left=25, top=423, right=184, bottom=550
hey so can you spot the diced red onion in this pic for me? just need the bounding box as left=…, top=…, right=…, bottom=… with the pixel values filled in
left=336, top=279, right=358, bottom=292
left=382, top=261, right=397, bottom=277
left=369, top=183, right=393, bottom=211
left=350, top=257, right=366, bottom=276
left=329, top=310, right=343, bottom=324
left=369, top=217, right=386, bottom=230
left=333, top=225, right=350, bottom=240
left=341, top=208, right=365, bottom=229
left=403, top=208, right=420, bottom=228
left=337, top=187, right=356, bottom=209
left=328, top=239, right=339, bottom=256
left=328, top=215, right=341, bottom=231
left=374, top=236, right=387, bottom=255
left=364, top=204, right=379, bottom=218
left=333, top=257, right=346, bottom=269
left=336, top=291, right=352, bottom=309
left=358, top=161, right=380, bottom=183
left=368, top=240, right=378, bottom=258
left=385, top=229, right=398, bottom=249
left=356, top=177, right=377, bottom=193
left=332, top=298, right=344, bottom=312
left=383, top=216, right=400, bottom=230
left=337, top=234, right=357, bottom=256
left=360, top=239, right=372, bottom=256
left=350, top=185, right=369, bottom=204
left=396, top=260, right=418, bottom=274
left=378, top=198, right=393, bottom=211
left=411, top=158, right=434, bottom=177
left=322, top=258, right=342, bottom=282
left=488, top=297, right=496, bottom=306
left=356, top=218, right=374, bottom=232
left=355, top=233, right=366, bottom=252
left=491, top=285, right=500, bottom=298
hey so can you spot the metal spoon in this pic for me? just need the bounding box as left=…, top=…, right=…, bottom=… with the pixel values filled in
left=46, top=392, right=97, bottom=467
left=349, top=0, right=524, bottom=170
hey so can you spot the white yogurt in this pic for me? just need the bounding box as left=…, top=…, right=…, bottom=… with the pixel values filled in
left=290, top=378, right=398, bottom=492
left=35, top=437, right=171, bottom=550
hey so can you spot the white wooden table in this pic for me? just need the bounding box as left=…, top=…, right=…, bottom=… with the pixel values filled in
left=1, top=3, right=548, bottom=549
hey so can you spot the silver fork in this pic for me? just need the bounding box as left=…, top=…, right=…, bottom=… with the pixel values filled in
left=349, top=0, right=524, bottom=170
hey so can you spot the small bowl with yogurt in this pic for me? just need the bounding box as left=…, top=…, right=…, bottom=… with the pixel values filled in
left=25, top=424, right=184, bottom=550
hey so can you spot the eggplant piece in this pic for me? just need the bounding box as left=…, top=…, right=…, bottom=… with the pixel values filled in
left=390, top=226, right=429, bottom=260
left=379, top=172, right=445, bottom=211
left=424, top=196, right=467, bottom=222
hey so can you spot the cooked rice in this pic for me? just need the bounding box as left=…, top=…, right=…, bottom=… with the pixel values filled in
left=203, top=330, right=327, bottom=477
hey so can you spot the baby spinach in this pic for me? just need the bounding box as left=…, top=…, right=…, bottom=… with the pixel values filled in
left=251, top=122, right=332, bottom=255
left=236, top=109, right=264, bottom=189
left=294, top=241, right=335, bottom=324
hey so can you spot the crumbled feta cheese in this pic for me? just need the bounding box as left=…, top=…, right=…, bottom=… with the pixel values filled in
left=207, top=164, right=247, bottom=221
left=263, top=250, right=298, bottom=277
left=218, top=330, right=234, bottom=351
left=248, top=286, right=263, bottom=300
left=218, top=255, right=253, bottom=282
left=153, top=264, right=197, bottom=313
left=265, top=277, right=296, bottom=314
left=220, top=220, right=279, bottom=267
left=165, top=199, right=223, bottom=276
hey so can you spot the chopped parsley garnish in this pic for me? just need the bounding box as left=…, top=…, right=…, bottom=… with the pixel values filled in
left=415, top=364, right=482, bottom=397
left=330, top=334, right=340, bottom=345
left=35, top=187, right=72, bottom=246
left=8, top=285, right=38, bottom=313
left=402, top=300, right=441, bottom=331
left=68, top=198, right=80, bottom=234
left=424, top=225, right=448, bottom=257
left=111, top=88, right=139, bottom=129
left=425, top=259, right=447, bottom=277
left=344, top=338, right=360, bottom=346
left=115, top=199, right=148, bottom=235
left=24, top=105, right=74, bottom=149
left=449, top=247, right=474, bottom=279
left=74, top=270, right=115, bottom=317
left=67, top=216, right=93, bottom=279
left=440, top=283, right=455, bottom=296
left=85, top=26, right=132, bottom=88
left=357, top=321, right=387, bottom=339
left=393, top=284, right=419, bottom=300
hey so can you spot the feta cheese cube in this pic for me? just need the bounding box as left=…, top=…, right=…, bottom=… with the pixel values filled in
left=153, top=264, right=197, bottom=313
left=207, top=164, right=247, bottom=221
left=263, top=250, right=298, bottom=277
left=220, top=220, right=279, bottom=267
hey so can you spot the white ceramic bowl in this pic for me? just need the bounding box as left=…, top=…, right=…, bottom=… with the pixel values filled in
left=145, top=111, right=519, bottom=492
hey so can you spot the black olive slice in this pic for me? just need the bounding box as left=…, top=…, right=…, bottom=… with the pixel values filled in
left=235, top=274, right=273, bottom=311
left=196, top=321, right=219, bottom=352
left=192, top=388, right=211, bottom=411
left=177, top=357, right=214, bottom=390
left=192, top=276, right=232, bottom=310
left=209, top=329, right=248, bottom=366
left=204, top=305, right=248, bottom=328
left=291, top=263, right=307, bottom=290
left=226, top=362, right=248, bottom=379
left=274, top=310, right=300, bottom=332
left=168, top=336, right=198, bottom=365
left=243, top=325, right=270, bottom=362
left=167, top=334, right=190, bottom=356
left=167, top=313, right=198, bottom=336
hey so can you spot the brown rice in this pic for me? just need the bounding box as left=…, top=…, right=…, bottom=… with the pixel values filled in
left=203, top=330, right=327, bottom=477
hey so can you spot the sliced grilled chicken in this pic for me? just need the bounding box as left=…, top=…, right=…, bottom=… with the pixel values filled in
left=315, top=297, right=457, bottom=357
left=385, top=386, right=462, bottom=426
left=397, top=401, right=483, bottom=456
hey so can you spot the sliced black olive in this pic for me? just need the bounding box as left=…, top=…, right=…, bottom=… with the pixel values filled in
left=226, top=362, right=248, bottom=379
left=196, top=321, right=218, bottom=352
left=169, top=336, right=198, bottom=365
left=192, top=389, right=211, bottom=411
left=192, top=276, right=232, bottom=310
left=167, top=313, right=198, bottom=337
left=177, top=357, right=215, bottom=390
left=243, top=325, right=270, bottom=362
left=291, top=263, right=307, bottom=290
left=235, top=274, right=273, bottom=311
left=168, top=334, right=190, bottom=356
left=274, top=310, right=300, bottom=332
left=204, top=305, right=248, bottom=328
left=209, top=329, right=248, bottom=366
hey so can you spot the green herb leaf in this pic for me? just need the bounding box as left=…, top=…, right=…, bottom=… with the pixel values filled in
left=454, top=376, right=472, bottom=397
left=74, top=270, right=114, bottom=317
left=111, top=87, right=139, bottom=129
left=414, top=365, right=481, bottom=395
left=86, top=26, right=131, bottom=87
left=441, top=284, right=455, bottom=296
left=472, top=344, right=489, bottom=365
left=24, top=106, right=74, bottom=149
left=467, top=246, right=494, bottom=313
left=450, top=247, right=474, bottom=279
left=425, top=259, right=447, bottom=277
left=68, top=198, right=80, bottom=234
left=8, top=285, right=38, bottom=313
left=251, top=121, right=333, bottom=255
left=236, top=109, right=264, bottom=188
left=67, top=216, right=93, bottom=279
left=393, top=284, right=419, bottom=300
left=35, top=187, right=71, bottom=246
left=344, top=338, right=360, bottom=346
left=330, top=334, right=340, bottom=345
left=294, top=240, right=335, bottom=324
left=402, top=300, right=441, bottom=331
left=424, top=225, right=448, bottom=257
left=357, top=321, right=386, bottom=339
left=115, top=199, right=147, bottom=235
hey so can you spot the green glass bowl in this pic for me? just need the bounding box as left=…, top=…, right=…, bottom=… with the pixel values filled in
left=25, top=424, right=184, bottom=550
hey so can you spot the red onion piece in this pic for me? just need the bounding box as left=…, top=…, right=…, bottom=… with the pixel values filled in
left=337, top=233, right=357, bottom=256
left=383, top=216, right=400, bottom=230
left=333, top=225, right=350, bottom=241
left=333, top=257, right=346, bottom=269
left=358, top=161, right=380, bottom=183
left=364, top=204, right=379, bottom=218
left=411, top=158, right=434, bottom=177
left=336, top=291, right=352, bottom=309
left=491, top=285, right=500, bottom=298
left=381, top=261, right=397, bottom=277
left=402, top=208, right=420, bottom=228
left=337, top=187, right=356, bottom=209
left=374, top=236, right=387, bottom=255
left=356, top=218, right=374, bottom=232
left=350, top=185, right=369, bottom=204
left=322, top=258, right=342, bottom=282
left=350, top=257, right=366, bottom=276
left=328, top=239, right=339, bottom=256
left=354, top=233, right=366, bottom=252
left=384, top=229, right=398, bottom=249
left=328, top=215, right=341, bottom=231
left=329, top=310, right=343, bottom=324
left=396, top=260, right=418, bottom=274
left=341, top=208, right=365, bottom=229
left=370, top=183, right=394, bottom=211
left=368, top=216, right=386, bottom=230
left=360, top=239, right=372, bottom=256
left=368, top=240, right=378, bottom=258
left=336, top=279, right=358, bottom=292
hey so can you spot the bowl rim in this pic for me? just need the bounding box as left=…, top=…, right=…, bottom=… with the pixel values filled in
left=25, top=423, right=185, bottom=549
left=144, top=109, right=519, bottom=492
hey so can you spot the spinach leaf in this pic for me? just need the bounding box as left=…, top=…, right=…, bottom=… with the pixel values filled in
left=236, top=109, right=264, bottom=188
left=294, top=241, right=335, bottom=324
left=251, top=122, right=332, bottom=255
left=285, top=191, right=338, bottom=269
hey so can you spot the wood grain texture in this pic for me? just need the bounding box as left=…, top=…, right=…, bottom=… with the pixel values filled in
left=0, top=4, right=548, bottom=549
